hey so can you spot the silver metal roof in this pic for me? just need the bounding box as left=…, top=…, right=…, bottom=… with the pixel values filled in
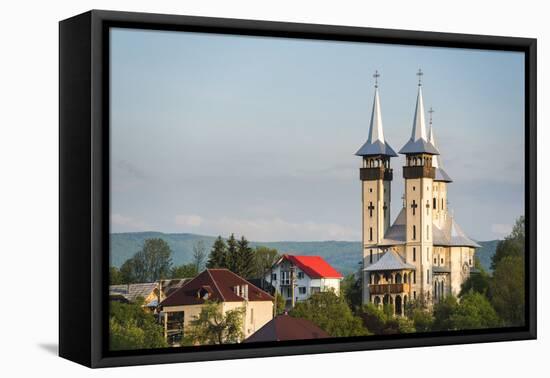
left=378, top=208, right=480, bottom=248
left=355, top=87, right=398, bottom=157
left=399, top=86, right=440, bottom=155
left=365, top=249, right=415, bottom=271
left=429, top=122, right=453, bottom=182
left=109, top=282, right=158, bottom=302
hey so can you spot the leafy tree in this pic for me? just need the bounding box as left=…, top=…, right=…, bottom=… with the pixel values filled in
left=192, top=240, right=207, bottom=273
left=183, top=301, right=245, bottom=345
left=411, top=309, right=434, bottom=333
left=119, top=238, right=173, bottom=283
left=360, top=303, right=387, bottom=335
left=273, top=291, right=286, bottom=316
left=341, top=273, right=362, bottom=312
left=235, top=236, right=256, bottom=278
left=450, top=292, right=500, bottom=330
left=460, top=260, right=491, bottom=297
left=491, top=216, right=524, bottom=270
left=110, top=266, right=124, bottom=285
left=225, top=234, right=239, bottom=272
left=109, top=300, right=167, bottom=350
left=171, top=263, right=198, bottom=279
left=207, top=236, right=227, bottom=269
left=290, top=291, right=368, bottom=337
left=254, top=246, right=280, bottom=279
left=490, top=255, right=525, bottom=326
left=432, top=296, right=459, bottom=331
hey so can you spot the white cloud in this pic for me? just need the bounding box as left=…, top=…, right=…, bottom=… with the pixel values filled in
left=491, top=223, right=513, bottom=237
left=111, top=213, right=150, bottom=231
left=173, top=214, right=359, bottom=241
left=174, top=214, right=203, bottom=227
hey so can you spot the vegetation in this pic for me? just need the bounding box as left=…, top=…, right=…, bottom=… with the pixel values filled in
left=170, top=263, right=198, bottom=279
left=109, top=266, right=124, bottom=285
left=119, top=238, right=172, bottom=283
left=192, top=240, right=207, bottom=273
left=360, top=303, right=416, bottom=335
left=183, top=301, right=245, bottom=345
left=109, top=300, right=167, bottom=350
left=290, top=291, right=369, bottom=337
left=341, top=273, right=363, bottom=312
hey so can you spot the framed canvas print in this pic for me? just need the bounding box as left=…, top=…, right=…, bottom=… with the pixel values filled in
left=59, top=10, right=537, bottom=368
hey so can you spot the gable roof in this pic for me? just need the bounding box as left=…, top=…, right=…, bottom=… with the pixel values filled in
left=160, top=269, right=273, bottom=307
left=243, top=314, right=329, bottom=343
left=280, top=255, right=343, bottom=279
left=109, top=283, right=158, bottom=303
left=364, top=249, right=416, bottom=271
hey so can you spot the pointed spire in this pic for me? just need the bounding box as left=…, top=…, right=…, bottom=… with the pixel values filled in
left=356, top=71, right=397, bottom=157
left=399, top=70, right=440, bottom=155
left=427, top=108, right=452, bottom=182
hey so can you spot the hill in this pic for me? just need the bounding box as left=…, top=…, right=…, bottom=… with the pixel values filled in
left=110, top=232, right=499, bottom=276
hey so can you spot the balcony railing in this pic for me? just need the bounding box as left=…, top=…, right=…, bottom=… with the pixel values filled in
left=369, top=283, right=410, bottom=295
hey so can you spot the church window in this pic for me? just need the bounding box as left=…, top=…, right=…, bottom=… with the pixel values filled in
left=427, top=225, right=430, bottom=239
left=369, top=227, right=373, bottom=241
left=369, top=188, right=373, bottom=193
left=413, top=186, right=416, bottom=191
left=434, top=258, right=437, bottom=264
left=413, top=271, right=416, bottom=284
left=369, top=250, right=373, bottom=264
left=469, top=258, right=472, bottom=266
left=413, top=291, right=417, bottom=299
left=411, top=200, right=418, bottom=215
left=413, top=225, right=416, bottom=239
left=368, top=201, right=374, bottom=217
left=413, top=247, right=416, bottom=261
left=427, top=269, right=430, bottom=284
left=433, top=197, right=437, bottom=209
left=441, top=198, right=444, bottom=209
left=441, top=258, right=444, bottom=264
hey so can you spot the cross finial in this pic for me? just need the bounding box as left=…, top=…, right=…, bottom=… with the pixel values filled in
left=416, top=68, right=424, bottom=86
left=373, top=70, right=380, bottom=88
left=428, top=107, right=435, bottom=124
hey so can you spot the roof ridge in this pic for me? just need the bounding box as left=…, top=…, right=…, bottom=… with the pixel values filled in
left=223, top=269, right=275, bottom=301
left=206, top=269, right=226, bottom=301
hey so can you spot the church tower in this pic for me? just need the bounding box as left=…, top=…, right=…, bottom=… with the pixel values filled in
left=398, top=70, right=440, bottom=303
left=355, top=71, right=397, bottom=304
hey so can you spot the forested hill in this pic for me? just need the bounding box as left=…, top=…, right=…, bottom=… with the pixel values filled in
left=110, top=232, right=499, bottom=276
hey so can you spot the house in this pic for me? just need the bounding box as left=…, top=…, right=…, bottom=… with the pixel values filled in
left=266, top=254, right=343, bottom=308
left=159, top=269, right=274, bottom=345
left=243, top=314, right=329, bottom=343
left=355, top=71, right=480, bottom=315
left=109, top=283, right=160, bottom=309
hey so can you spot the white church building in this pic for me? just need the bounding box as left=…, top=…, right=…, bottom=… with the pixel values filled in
left=356, top=70, right=480, bottom=316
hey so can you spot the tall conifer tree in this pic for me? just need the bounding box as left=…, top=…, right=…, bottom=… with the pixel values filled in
left=206, top=236, right=227, bottom=269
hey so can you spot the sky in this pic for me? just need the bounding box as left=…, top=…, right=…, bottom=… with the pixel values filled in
left=110, top=27, right=525, bottom=242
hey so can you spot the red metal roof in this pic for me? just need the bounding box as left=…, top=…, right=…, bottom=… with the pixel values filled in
left=160, top=269, right=274, bottom=307
left=282, top=255, right=343, bottom=279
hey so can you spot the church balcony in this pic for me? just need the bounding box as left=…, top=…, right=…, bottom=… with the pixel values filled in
left=369, top=283, right=410, bottom=295
left=403, top=166, right=435, bottom=179
left=360, top=167, right=393, bottom=181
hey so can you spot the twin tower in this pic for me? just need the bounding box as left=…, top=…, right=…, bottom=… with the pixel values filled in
left=355, top=70, right=477, bottom=313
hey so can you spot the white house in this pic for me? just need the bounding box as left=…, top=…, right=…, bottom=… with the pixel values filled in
left=266, top=254, right=343, bottom=308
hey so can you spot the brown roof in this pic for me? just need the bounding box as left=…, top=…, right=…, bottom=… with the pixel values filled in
left=160, top=269, right=274, bottom=307
left=243, top=314, right=330, bottom=343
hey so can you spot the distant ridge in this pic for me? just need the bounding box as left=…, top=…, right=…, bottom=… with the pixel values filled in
left=110, top=232, right=499, bottom=275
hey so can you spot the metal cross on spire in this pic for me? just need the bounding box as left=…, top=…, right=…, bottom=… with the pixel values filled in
left=428, top=107, right=435, bottom=124
left=373, top=70, right=380, bottom=88
left=416, top=68, right=424, bottom=86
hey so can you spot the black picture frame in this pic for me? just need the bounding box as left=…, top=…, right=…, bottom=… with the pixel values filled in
left=59, top=9, right=537, bottom=368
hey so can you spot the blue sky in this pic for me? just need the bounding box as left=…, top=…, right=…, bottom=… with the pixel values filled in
left=110, top=28, right=525, bottom=242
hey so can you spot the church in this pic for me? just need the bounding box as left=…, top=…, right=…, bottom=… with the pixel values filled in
left=356, top=70, right=480, bottom=316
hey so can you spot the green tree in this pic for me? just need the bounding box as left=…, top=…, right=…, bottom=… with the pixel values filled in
left=235, top=236, right=255, bottom=278
left=109, top=300, right=167, bottom=351
left=491, top=216, right=525, bottom=270
left=110, top=266, right=124, bottom=285
left=360, top=303, right=387, bottom=335
left=411, top=309, right=434, bottom=333
left=225, top=234, right=239, bottom=272
left=273, top=291, right=286, bottom=316
left=450, top=292, right=500, bottom=330
left=207, top=236, right=227, bottom=269
left=341, top=273, right=362, bottom=312
left=290, top=291, right=368, bottom=337
left=183, top=301, right=245, bottom=345
left=460, top=260, right=491, bottom=297
left=490, top=255, right=525, bottom=326
left=432, top=296, right=459, bottom=331
left=254, top=246, right=280, bottom=279
left=171, top=263, right=198, bottom=279
left=119, top=238, right=173, bottom=283
left=192, top=240, right=207, bottom=273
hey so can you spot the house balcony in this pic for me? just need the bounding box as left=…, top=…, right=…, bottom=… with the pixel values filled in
left=369, top=283, right=410, bottom=295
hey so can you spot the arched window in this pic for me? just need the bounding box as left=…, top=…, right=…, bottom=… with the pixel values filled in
left=369, top=249, right=373, bottom=264
left=413, top=247, right=416, bottom=261
left=413, top=225, right=416, bottom=240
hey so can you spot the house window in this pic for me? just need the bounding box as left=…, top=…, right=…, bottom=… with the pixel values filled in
left=369, top=227, right=373, bottom=241
left=271, top=273, right=277, bottom=281
left=413, top=247, right=416, bottom=261
left=298, top=287, right=307, bottom=295
left=369, top=249, right=373, bottom=264
left=297, top=271, right=304, bottom=279
left=413, top=225, right=416, bottom=240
